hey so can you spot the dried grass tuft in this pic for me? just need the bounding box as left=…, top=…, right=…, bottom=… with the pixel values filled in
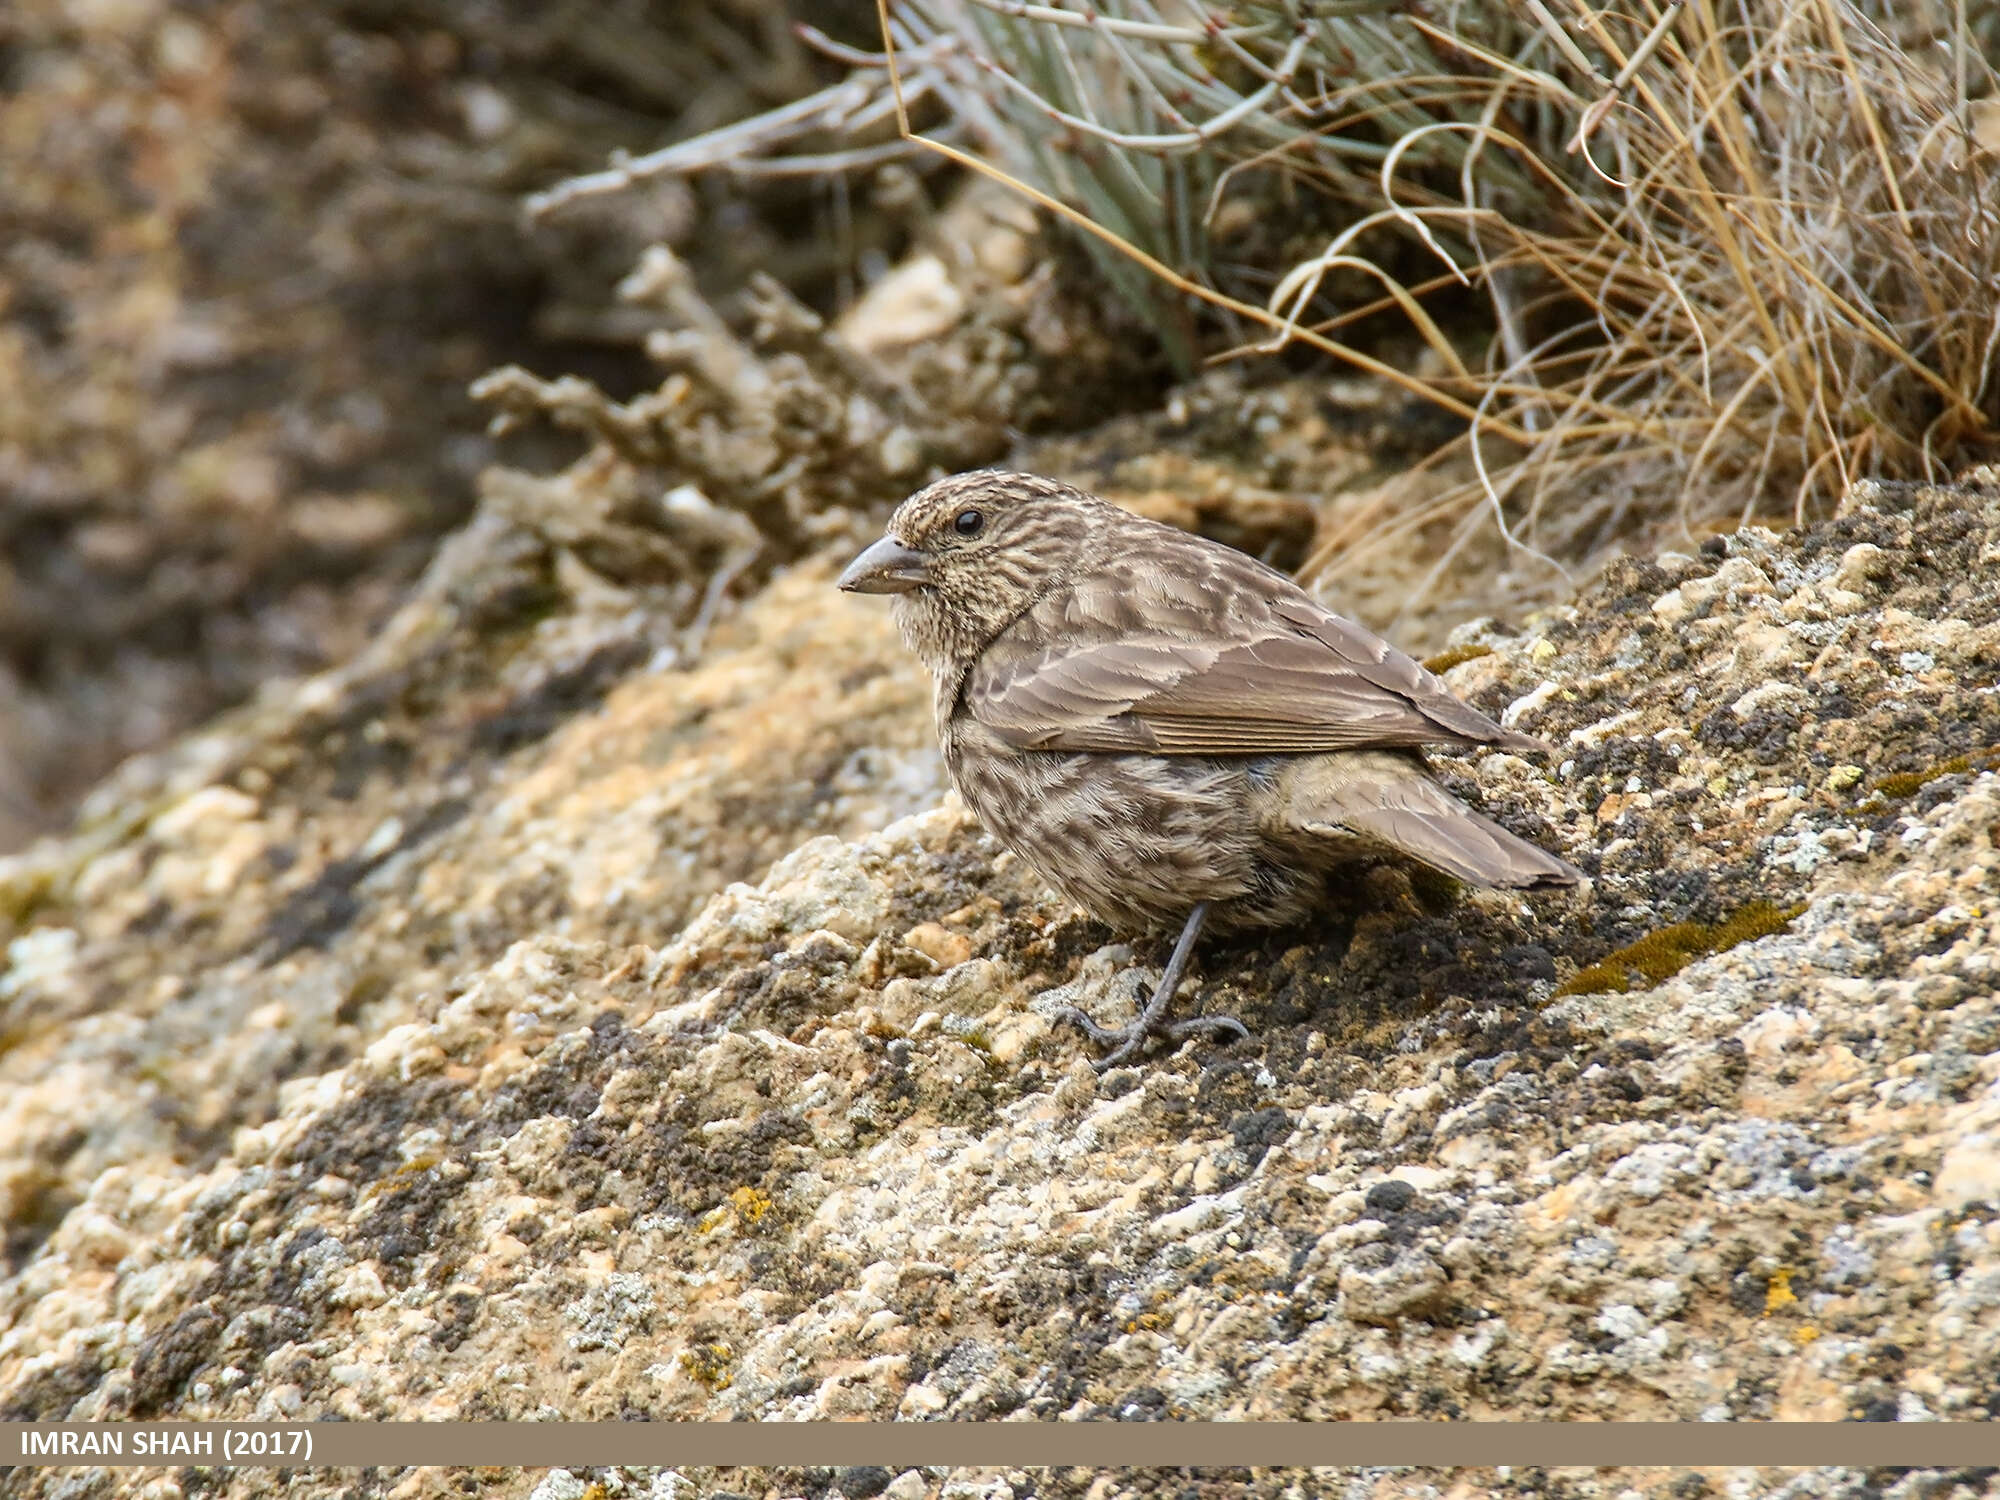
left=537, top=0, right=2000, bottom=585
left=902, top=0, right=2000, bottom=570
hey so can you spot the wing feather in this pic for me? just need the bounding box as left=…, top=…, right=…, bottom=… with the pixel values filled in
left=966, top=536, right=1545, bottom=756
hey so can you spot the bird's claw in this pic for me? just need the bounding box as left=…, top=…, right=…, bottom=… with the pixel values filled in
left=1165, top=1015, right=1249, bottom=1044
left=1051, top=1003, right=1250, bottom=1072
left=1048, top=1004, right=1128, bottom=1047
left=1052, top=902, right=1242, bottom=1070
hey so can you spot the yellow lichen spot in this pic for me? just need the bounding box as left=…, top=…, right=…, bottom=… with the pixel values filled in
left=1555, top=900, right=1807, bottom=997
left=1707, top=776, right=1731, bottom=797
left=356, top=1154, right=444, bottom=1207
left=1765, top=1267, right=1798, bottom=1315
left=1794, top=1324, right=1821, bottom=1345
left=1529, top=638, right=1559, bottom=662
left=1824, top=764, right=1863, bottom=793
left=1421, top=643, right=1494, bottom=675
left=729, top=1185, right=772, bottom=1226
left=679, top=1341, right=734, bottom=1391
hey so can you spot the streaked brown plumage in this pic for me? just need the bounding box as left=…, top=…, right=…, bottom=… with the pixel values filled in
left=839, top=469, right=1581, bottom=1066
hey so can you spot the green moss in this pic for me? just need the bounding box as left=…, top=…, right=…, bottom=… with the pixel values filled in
left=1556, top=899, right=1806, bottom=997
left=1421, top=643, right=1494, bottom=675
left=1870, top=750, right=1991, bottom=800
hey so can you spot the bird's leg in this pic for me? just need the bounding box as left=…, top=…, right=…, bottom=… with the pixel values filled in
left=1054, top=902, right=1248, bottom=1070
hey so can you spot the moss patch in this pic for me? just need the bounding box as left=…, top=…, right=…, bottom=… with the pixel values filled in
left=1421, top=643, right=1495, bottom=675
left=1556, top=900, right=1807, bottom=997
left=1870, top=746, right=1997, bottom=800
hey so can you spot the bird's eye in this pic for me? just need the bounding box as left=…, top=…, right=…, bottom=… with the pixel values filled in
left=953, top=509, right=984, bottom=537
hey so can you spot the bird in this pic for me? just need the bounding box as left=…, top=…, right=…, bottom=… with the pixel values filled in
left=837, top=469, right=1581, bottom=1068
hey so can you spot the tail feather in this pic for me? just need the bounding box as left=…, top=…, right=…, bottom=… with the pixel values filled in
left=1276, top=751, right=1582, bottom=891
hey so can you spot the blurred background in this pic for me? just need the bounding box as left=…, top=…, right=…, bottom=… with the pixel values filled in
left=0, top=0, right=900, bottom=850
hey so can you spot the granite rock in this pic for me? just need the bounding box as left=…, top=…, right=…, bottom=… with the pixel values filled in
left=2, top=469, right=1999, bottom=1496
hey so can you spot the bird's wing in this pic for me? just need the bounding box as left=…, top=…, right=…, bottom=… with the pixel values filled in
left=1275, top=752, right=1581, bottom=889
left=966, top=543, right=1544, bottom=756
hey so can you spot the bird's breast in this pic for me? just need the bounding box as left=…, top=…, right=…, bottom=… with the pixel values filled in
left=940, top=714, right=1291, bottom=931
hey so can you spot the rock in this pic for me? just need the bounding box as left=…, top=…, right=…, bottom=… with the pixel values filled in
left=3, top=459, right=2000, bottom=1495
left=1935, top=1130, right=2000, bottom=1211
left=1336, top=1246, right=1452, bottom=1327
left=840, top=255, right=968, bottom=354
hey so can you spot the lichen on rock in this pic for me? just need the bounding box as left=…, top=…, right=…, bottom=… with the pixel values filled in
left=2, top=433, right=1999, bottom=1488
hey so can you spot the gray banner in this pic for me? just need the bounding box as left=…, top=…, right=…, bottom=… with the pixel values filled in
left=5, top=1422, right=1998, bottom=1468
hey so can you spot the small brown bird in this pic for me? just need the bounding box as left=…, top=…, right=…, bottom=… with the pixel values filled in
left=839, top=470, right=1580, bottom=1067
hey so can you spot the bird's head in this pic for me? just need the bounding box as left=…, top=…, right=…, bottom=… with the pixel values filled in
left=838, top=470, right=1098, bottom=672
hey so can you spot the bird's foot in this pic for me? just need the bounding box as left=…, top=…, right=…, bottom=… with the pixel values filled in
left=1051, top=1004, right=1249, bottom=1071
left=1051, top=903, right=1247, bottom=1070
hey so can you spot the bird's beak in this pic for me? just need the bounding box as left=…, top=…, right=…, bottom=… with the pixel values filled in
left=837, top=535, right=930, bottom=595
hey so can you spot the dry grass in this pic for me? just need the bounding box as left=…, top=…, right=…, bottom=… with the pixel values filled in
left=537, top=0, right=2000, bottom=586
left=901, top=0, right=2000, bottom=574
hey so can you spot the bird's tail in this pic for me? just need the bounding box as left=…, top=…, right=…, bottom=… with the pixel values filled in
left=1274, top=751, right=1582, bottom=891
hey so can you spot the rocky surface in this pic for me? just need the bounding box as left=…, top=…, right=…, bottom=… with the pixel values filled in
left=249, top=1468, right=1995, bottom=1500
left=1, top=426, right=1998, bottom=1496
left=494, top=1469, right=2000, bottom=1500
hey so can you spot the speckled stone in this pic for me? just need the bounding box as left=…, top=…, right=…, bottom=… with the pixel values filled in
left=3, top=470, right=1999, bottom=1500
